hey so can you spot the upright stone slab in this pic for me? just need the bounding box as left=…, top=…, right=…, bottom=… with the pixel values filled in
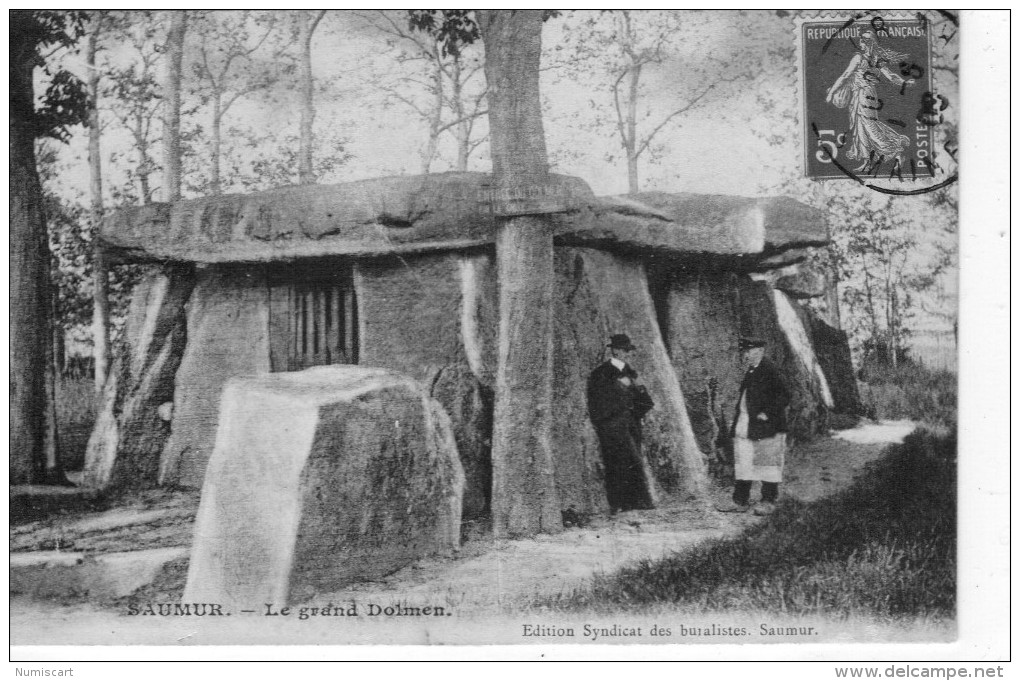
left=551, top=250, right=613, bottom=516
left=183, top=366, right=464, bottom=608
left=659, top=269, right=746, bottom=460
left=737, top=279, right=832, bottom=440
left=83, top=264, right=194, bottom=490
left=775, top=268, right=826, bottom=300
left=773, top=290, right=834, bottom=409
left=804, top=306, right=864, bottom=414
left=159, top=265, right=271, bottom=488
left=354, top=252, right=497, bottom=520
left=559, top=248, right=708, bottom=503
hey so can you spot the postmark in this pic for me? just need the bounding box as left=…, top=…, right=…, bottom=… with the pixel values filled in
left=798, top=11, right=957, bottom=194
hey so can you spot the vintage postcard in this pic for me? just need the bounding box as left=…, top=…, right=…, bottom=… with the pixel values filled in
left=7, top=8, right=1006, bottom=664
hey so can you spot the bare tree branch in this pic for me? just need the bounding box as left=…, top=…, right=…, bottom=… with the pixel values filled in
left=309, top=9, right=326, bottom=35
left=611, top=69, right=630, bottom=148
left=635, top=76, right=740, bottom=158
left=377, top=85, right=430, bottom=118
left=434, top=108, right=489, bottom=136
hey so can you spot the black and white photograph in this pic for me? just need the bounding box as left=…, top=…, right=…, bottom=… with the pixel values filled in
left=7, top=7, right=1008, bottom=667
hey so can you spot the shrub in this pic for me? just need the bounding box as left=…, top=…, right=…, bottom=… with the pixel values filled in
left=547, top=427, right=956, bottom=621
left=859, top=361, right=956, bottom=429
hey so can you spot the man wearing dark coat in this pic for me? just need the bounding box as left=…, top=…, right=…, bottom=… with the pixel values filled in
left=716, top=337, right=791, bottom=516
left=587, top=333, right=655, bottom=513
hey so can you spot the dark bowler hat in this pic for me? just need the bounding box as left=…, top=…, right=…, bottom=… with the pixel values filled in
left=607, top=333, right=636, bottom=351
left=738, top=336, right=767, bottom=350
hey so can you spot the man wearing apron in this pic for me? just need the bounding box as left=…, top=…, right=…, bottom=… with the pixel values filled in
left=716, top=337, right=791, bottom=516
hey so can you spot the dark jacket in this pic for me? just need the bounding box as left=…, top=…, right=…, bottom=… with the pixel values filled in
left=732, top=357, right=791, bottom=440
left=587, top=361, right=655, bottom=427
left=587, top=360, right=655, bottom=511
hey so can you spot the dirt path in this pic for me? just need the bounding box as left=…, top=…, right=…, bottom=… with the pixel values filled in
left=293, top=420, right=915, bottom=615
left=10, top=421, right=915, bottom=645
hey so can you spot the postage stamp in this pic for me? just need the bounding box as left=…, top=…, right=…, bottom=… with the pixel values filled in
left=6, top=8, right=1005, bottom=668
left=797, top=11, right=957, bottom=194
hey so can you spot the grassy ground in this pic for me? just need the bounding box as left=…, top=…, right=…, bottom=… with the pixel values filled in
left=542, top=427, right=956, bottom=621
left=544, top=363, right=957, bottom=622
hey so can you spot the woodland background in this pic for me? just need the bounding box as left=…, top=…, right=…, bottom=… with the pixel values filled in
left=13, top=10, right=959, bottom=481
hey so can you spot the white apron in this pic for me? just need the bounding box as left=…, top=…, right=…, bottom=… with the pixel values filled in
left=733, top=393, right=785, bottom=483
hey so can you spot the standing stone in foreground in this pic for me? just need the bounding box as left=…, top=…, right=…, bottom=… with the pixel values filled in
left=183, top=366, right=464, bottom=607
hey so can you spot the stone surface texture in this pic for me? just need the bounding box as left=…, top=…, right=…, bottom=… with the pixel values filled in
left=101, top=174, right=828, bottom=268
left=562, top=248, right=708, bottom=503
left=89, top=175, right=839, bottom=519
left=804, top=306, right=865, bottom=414
left=354, top=252, right=496, bottom=520
left=738, top=280, right=833, bottom=441
left=656, top=268, right=747, bottom=461
left=183, top=366, right=463, bottom=607
left=84, top=265, right=194, bottom=490
left=159, top=266, right=272, bottom=488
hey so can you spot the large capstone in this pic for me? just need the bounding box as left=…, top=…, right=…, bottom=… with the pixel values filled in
left=101, top=173, right=828, bottom=272
left=183, top=366, right=464, bottom=607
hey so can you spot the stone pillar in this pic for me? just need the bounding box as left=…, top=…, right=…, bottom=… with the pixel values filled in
left=556, top=248, right=708, bottom=504
left=183, top=366, right=463, bottom=607
left=83, top=264, right=194, bottom=490
left=737, top=278, right=831, bottom=441
left=354, top=253, right=497, bottom=520
left=159, top=265, right=272, bottom=488
left=662, top=269, right=745, bottom=460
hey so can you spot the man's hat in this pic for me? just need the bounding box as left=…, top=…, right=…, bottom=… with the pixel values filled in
left=607, top=333, right=636, bottom=351
left=738, top=336, right=767, bottom=350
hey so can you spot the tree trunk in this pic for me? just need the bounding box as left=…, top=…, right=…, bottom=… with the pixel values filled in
left=421, top=57, right=444, bottom=175
left=136, top=115, right=152, bottom=204
left=885, top=269, right=897, bottom=368
left=87, top=23, right=111, bottom=394
left=43, top=291, right=61, bottom=478
left=297, top=12, right=318, bottom=185
left=163, top=10, right=186, bottom=202
left=455, top=135, right=470, bottom=172
left=52, top=294, right=66, bottom=375
left=626, top=149, right=639, bottom=194
left=452, top=55, right=470, bottom=172
left=860, top=255, right=880, bottom=358
left=890, top=286, right=899, bottom=369
left=478, top=10, right=561, bottom=537
left=626, top=64, right=641, bottom=194
left=210, top=96, right=222, bottom=195
left=10, top=27, right=57, bottom=483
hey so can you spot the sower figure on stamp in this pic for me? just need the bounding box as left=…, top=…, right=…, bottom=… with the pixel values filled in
left=587, top=333, right=655, bottom=513
left=716, top=337, right=791, bottom=516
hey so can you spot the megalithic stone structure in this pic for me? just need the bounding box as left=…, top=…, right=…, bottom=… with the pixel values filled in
left=183, top=366, right=464, bottom=608
left=92, top=172, right=847, bottom=527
